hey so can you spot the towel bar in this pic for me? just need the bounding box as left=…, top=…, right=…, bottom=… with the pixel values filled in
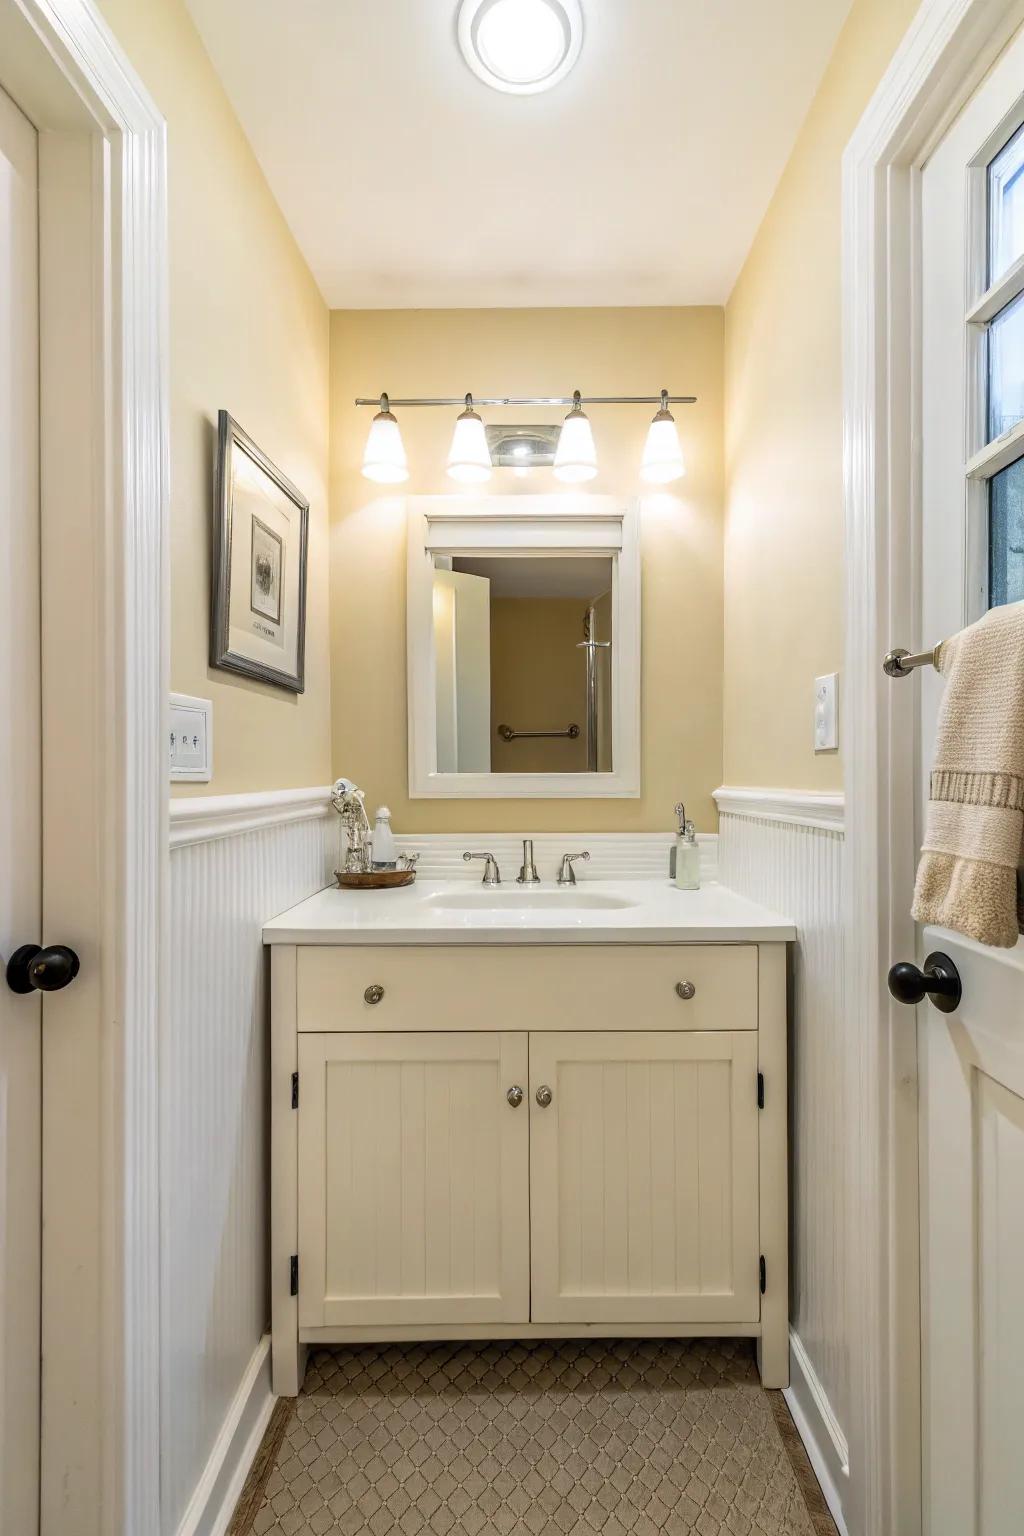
left=882, top=645, right=940, bottom=678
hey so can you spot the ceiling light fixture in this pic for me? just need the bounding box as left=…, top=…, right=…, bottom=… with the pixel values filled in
left=553, top=391, right=598, bottom=483
left=640, top=390, right=686, bottom=484
left=457, top=0, right=583, bottom=96
left=361, top=394, right=409, bottom=483
left=446, top=395, right=493, bottom=483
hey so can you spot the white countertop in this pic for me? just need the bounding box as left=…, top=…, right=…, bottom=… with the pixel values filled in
left=262, top=879, right=796, bottom=946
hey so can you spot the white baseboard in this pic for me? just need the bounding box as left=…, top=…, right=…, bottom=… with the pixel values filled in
left=785, top=1330, right=850, bottom=1536
left=174, top=1335, right=275, bottom=1536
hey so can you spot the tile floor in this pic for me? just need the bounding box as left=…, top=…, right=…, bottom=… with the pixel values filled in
left=231, top=1339, right=836, bottom=1536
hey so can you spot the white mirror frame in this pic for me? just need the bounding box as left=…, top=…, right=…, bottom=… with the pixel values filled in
left=407, top=495, right=640, bottom=798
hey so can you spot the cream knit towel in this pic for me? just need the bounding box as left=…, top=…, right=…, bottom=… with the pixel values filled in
left=912, top=600, right=1024, bottom=948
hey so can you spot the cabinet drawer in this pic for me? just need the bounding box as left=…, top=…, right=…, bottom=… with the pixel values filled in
left=296, top=944, right=757, bottom=1032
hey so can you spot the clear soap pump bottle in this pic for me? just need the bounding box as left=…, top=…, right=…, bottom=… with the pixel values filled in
left=672, top=801, right=700, bottom=890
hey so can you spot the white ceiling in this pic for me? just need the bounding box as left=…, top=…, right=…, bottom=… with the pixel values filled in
left=185, top=0, right=852, bottom=309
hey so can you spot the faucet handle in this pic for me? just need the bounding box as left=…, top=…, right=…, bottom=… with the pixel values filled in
left=463, top=851, right=501, bottom=886
left=557, top=851, right=590, bottom=886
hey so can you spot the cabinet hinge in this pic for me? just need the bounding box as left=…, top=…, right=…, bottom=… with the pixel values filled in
left=290, top=1255, right=299, bottom=1297
left=759, top=1255, right=767, bottom=1295
left=291, top=1071, right=299, bottom=1109
left=757, top=1072, right=765, bottom=1109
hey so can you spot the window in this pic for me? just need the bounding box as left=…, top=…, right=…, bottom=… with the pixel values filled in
left=974, top=119, right=1024, bottom=609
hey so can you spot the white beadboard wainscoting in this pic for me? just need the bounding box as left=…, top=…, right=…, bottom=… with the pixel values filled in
left=714, top=787, right=850, bottom=1535
left=166, top=789, right=333, bottom=1536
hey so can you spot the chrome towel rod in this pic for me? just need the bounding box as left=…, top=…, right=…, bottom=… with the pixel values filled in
left=882, top=645, right=940, bottom=678
left=497, top=723, right=581, bottom=742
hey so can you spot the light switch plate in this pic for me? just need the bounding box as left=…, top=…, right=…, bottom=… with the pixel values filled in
left=814, top=673, right=839, bottom=753
left=170, top=693, right=213, bottom=781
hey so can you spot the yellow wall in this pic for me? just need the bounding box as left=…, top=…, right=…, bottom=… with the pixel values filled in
left=98, top=0, right=332, bottom=796
left=722, top=0, right=920, bottom=790
left=329, top=308, right=724, bottom=832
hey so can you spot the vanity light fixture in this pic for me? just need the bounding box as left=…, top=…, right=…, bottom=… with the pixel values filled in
left=457, top=0, right=583, bottom=96
left=640, top=390, right=686, bottom=484
left=553, top=391, right=598, bottom=483
left=353, top=391, right=697, bottom=483
left=361, top=394, right=409, bottom=484
left=446, top=395, right=493, bottom=483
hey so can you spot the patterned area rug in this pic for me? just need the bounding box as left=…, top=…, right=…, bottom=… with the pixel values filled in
left=231, top=1339, right=836, bottom=1536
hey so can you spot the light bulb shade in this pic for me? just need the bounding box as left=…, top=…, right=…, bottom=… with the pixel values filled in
left=640, top=411, right=685, bottom=484
left=446, top=408, right=492, bottom=483
left=362, top=410, right=409, bottom=483
left=553, top=406, right=597, bottom=483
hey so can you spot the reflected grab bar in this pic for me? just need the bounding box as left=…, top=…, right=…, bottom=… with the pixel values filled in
left=497, top=723, right=581, bottom=741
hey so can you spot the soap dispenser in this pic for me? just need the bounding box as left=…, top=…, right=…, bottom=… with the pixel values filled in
left=371, top=806, right=398, bottom=870
left=672, top=801, right=700, bottom=890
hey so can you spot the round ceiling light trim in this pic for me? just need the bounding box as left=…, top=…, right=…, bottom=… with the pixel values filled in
left=457, top=0, right=583, bottom=96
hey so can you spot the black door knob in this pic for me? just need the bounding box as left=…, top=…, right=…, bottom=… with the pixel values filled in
left=887, top=951, right=961, bottom=1014
left=6, top=944, right=81, bottom=995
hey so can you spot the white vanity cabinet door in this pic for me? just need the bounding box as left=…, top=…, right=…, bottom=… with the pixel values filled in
left=530, top=1031, right=760, bottom=1324
left=297, top=1031, right=529, bottom=1328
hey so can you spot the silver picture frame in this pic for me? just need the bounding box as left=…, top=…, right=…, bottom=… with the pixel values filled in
left=211, top=410, right=309, bottom=693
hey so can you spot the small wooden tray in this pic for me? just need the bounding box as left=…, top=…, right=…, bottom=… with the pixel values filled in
left=335, top=870, right=416, bottom=890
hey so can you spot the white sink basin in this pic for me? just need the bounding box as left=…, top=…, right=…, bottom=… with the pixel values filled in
left=425, top=888, right=640, bottom=912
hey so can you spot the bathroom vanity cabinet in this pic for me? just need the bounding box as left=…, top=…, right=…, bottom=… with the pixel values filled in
left=267, top=922, right=790, bottom=1394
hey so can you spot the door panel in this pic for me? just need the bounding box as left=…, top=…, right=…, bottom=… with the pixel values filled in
left=919, top=26, right=1024, bottom=1536
left=0, top=81, right=41, bottom=1536
left=298, top=1031, right=529, bottom=1327
left=530, top=1031, right=760, bottom=1323
left=919, top=932, right=1024, bottom=1536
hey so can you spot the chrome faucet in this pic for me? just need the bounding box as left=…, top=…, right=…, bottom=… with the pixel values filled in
left=463, top=850, right=501, bottom=886
left=517, top=838, right=541, bottom=885
left=557, top=851, right=590, bottom=886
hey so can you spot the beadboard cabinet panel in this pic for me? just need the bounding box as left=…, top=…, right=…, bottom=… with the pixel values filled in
left=529, top=1031, right=760, bottom=1324
left=298, top=1031, right=529, bottom=1327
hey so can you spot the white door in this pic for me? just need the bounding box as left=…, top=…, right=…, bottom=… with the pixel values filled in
left=433, top=568, right=491, bottom=773
left=297, top=1031, right=529, bottom=1327
left=917, top=26, right=1024, bottom=1536
left=529, top=1031, right=760, bottom=1324
left=0, top=82, right=41, bottom=1536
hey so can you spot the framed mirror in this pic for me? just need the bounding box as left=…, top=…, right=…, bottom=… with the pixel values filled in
left=406, top=496, right=640, bottom=797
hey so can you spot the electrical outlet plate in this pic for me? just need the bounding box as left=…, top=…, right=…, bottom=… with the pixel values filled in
left=814, top=673, right=839, bottom=753
left=169, top=693, right=213, bottom=781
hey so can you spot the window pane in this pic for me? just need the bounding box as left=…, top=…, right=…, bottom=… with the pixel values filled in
left=989, top=455, right=1024, bottom=608
left=989, top=121, right=1024, bottom=283
left=988, top=290, right=1024, bottom=441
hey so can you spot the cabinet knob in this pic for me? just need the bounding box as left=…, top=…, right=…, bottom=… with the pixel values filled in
left=675, top=980, right=696, bottom=1000
left=535, top=1084, right=553, bottom=1108
left=364, top=984, right=385, bottom=1005
left=506, top=1085, right=524, bottom=1108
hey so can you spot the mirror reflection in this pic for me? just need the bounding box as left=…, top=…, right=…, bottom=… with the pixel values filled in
left=432, top=555, right=614, bottom=774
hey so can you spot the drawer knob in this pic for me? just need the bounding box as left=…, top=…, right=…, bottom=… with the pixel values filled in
left=364, top=984, right=385, bottom=1005
left=535, top=1084, right=553, bottom=1108
left=506, top=1085, right=524, bottom=1108
left=675, top=980, right=696, bottom=1000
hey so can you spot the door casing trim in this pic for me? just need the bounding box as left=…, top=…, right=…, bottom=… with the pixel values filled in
left=842, top=2, right=1024, bottom=1532
left=0, top=1, right=168, bottom=1531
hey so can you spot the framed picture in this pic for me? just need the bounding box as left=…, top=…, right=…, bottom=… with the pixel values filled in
left=211, top=411, right=309, bottom=692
